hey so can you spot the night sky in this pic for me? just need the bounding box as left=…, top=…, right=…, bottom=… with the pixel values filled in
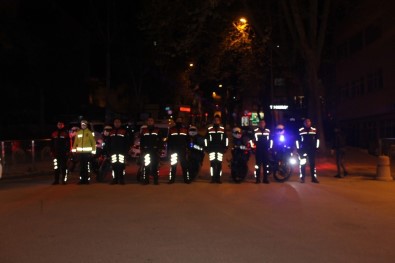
left=1, top=1, right=143, bottom=137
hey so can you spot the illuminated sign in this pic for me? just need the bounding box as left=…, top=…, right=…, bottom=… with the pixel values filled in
left=241, top=116, right=249, bottom=126
left=179, top=106, right=191, bottom=112
left=270, top=105, right=289, bottom=110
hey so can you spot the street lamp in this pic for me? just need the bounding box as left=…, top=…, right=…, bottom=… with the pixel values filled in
left=233, top=17, right=249, bottom=38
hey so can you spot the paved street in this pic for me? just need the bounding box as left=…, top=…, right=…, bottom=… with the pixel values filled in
left=1, top=148, right=395, bottom=263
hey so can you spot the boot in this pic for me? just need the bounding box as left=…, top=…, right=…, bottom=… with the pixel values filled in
left=263, top=173, right=270, bottom=184
left=311, top=177, right=319, bottom=183
left=154, top=176, right=159, bottom=185
left=52, top=173, right=60, bottom=185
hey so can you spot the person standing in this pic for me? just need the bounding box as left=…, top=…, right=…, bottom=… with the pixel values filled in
left=253, top=119, right=272, bottom=184
left=108, top=118, right=130, bottom=185
left=67, top=125, right=80, bottom=174
left=296, top=118, right=320, bottom=183
left=50, top=121, right=70, bottom=185
left=72, top=120, right=97, bottom=184
left=204, top=115, right=228, bottom=184
left=331, top=127, right=349, bottom=178
left=230, top=126, right=251, bottom=183
left=187, top=125, right=205, bottom=181
left=96, top=125, right=112, bottom=182
left=140, top=117, right=161, bottom=185
left=167, top=117, right=190, bottom=184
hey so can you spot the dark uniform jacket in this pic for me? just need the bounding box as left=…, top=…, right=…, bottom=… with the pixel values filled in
left=140, top=126, right=161, bottom=152
left=253, top=127, right=271, bottom=153
left=51, top=128, right=70, bottom=157
left=204, top=125, right=228, bottom=153
left=297, top=126, right=319, bottom=151
left=168, top=125, right=188, bottom=152
left=109, top=128, right=129, bottom=155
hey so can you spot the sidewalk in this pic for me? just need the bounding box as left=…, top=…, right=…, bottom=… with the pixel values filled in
left=316, top=146, right=394, bottom=180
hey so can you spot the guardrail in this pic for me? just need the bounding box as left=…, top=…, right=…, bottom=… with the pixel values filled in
left=0, top=139, right=53, bottom=178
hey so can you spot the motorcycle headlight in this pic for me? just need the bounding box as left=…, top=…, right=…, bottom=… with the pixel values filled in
left=289, top=157, right=297, bottom=165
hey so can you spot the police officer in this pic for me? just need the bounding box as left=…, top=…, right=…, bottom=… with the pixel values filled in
left=187, top=126, right=205, bottom=181
left=140, top=117, right=161, bottom=185
left=331, top=127, right=348, bottom=178
left=50, top=121, right=70, bottom=185
left=96, top=125, right=112, bottom=182
left=204, top=115, right=228, bottom=184
left=72, top=120, right=96, bottom=184
left=296, top=118, right=320, bottom=183
left=167, top=117, right=190, bottom=184
left=109, top=118, right=130, bottom=185
left=253, top=119, right=272, bottom=184
left=230, top=126, right=251, bottom=183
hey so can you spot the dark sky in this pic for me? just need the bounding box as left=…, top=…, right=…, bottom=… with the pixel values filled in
left=1, top=1, right=142, bottom=126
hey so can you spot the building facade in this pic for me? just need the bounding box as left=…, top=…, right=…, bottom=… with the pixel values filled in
left=332, top=0, right=395, bottom=154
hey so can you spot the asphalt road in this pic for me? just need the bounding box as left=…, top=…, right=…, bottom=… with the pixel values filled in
left=1, top=148, right=395, bottom=263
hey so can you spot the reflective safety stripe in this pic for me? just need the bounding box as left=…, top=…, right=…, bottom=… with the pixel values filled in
left=209, top=152, right=216, bottom=161
left=76, top=147, right=93, bottom=152
left=144, top=153, right=151, bottom=166
left=170, top=153, right=178, bottom=165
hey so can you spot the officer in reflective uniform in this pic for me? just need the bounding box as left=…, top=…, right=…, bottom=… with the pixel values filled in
left=140, top=117, right=161, bottom=185
left=204, top=115, right=228, bottom=184
left=253, top=119, right=272, bottom=184
left=296, top=118, right=320, bottom=183
left=72, top=120, right=96, bottom=184
left=109, top=118, right=129, bottom=185
left=50, top=121, right=70, bottom=185
left=167, top=117, right=190, bottom=184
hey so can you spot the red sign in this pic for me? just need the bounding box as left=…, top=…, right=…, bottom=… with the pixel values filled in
left=179, top=106, right=191, bottom=112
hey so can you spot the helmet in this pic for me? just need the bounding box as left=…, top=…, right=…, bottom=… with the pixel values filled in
left=188, top=126, right=198, bottom=136
left=232, top=127, right=242, bottom=139
left=275, top=124, right=285, bottom=134
left=103, top=126, right=112, bottom=134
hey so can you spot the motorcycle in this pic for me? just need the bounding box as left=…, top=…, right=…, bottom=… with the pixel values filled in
left=270, top=133, right=298, bottom=182
left=230, top=144, right=251, bottom=183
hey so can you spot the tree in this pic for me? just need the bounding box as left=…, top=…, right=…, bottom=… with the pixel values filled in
left=279, top=0, right=331, bottom=150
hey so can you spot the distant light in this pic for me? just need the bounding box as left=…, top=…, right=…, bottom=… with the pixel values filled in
left=218, top=84, right=222, bottom=88
left=189, top=63, right=194, bottom=67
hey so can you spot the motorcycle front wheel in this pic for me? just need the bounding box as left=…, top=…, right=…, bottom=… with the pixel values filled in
left=273, top=161, right=292, bottom=182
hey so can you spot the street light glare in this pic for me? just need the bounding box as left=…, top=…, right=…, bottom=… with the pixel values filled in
left=239, top=18, right=247, bottom=24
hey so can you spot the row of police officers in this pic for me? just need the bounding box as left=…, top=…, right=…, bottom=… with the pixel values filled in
left=50, top=116, right=319, bottom=185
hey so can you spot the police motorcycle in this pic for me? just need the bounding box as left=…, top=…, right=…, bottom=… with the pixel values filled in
left=229, top=127, right=252, bottom=183
left=270, top=124, right=298, bottom=182
left=186, top=126, right=205, bottom=181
